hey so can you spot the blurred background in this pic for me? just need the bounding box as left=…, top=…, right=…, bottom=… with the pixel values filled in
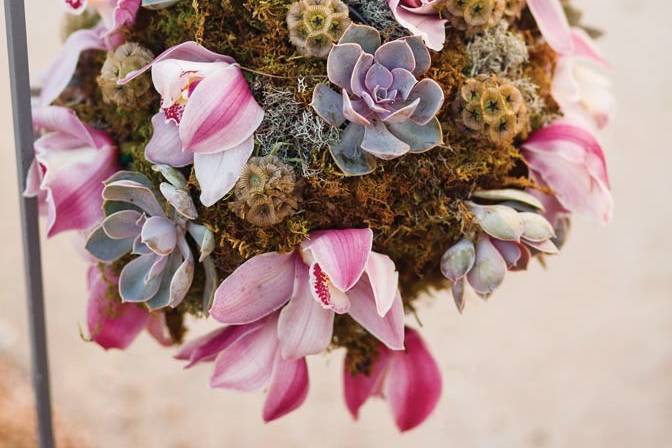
left=1, top=0, right=670, bottom=446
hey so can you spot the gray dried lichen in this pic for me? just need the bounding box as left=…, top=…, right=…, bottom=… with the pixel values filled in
left=466, top=21, right=529, bottom=76
left=254, top=83, right=339, bottom=177
left=347, top=0, right=408, bottom=40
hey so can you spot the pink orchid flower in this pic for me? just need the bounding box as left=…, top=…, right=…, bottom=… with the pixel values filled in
left=527, top=0, right=614, bottom=129
left=40, top=0, right=140, bottom=106
left=386, top=0, right=447, bottom=51
left=344, top=327, right=442, bottom=432
left=521, top=121, right=613, bottom=224
left=552, top=29, right=614, bottom=129
left=210, top=228, right=405, bottom=359
left=176, top=312, right=309, bottom=422
left=87, top=265, right=173, bottom=350
left=24, top=106, right=119, bottom=237
left=118, top=42, right=265, bottom=206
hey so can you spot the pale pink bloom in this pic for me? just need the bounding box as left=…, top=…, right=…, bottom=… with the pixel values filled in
left=526, top=0, right=574, bottom=55
left=40, top=0, right=140, bottom=105
left=210, top=228, right=405, bottom=359
left=176, top=312, right=309, bottom=422
left=86, top=265, right=173, bottom=350
left=552, top=29, right=614, bottom=129
left=24, top=106, right=118, bottom=237
left=344, top=327, right=442, bottom=432
left=386, top=0, right=446, bottom=51
left=118, top=42, right=265, bottom=206
left=521, top=121, right=613, bottom=224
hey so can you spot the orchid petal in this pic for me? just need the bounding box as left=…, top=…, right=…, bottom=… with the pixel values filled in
left=119, top=41, right=235, bottom=85
left=180, top=66, right=264, bottom=154
left=145, top=113, right=193, bottom=167
left=193, top=136, right=254, bottom=207
left=387, top=0, right=447, bottom=51
left=36, top=143, right=118, bottom=237
left=522, top=122, right=613, bottom=223
left=145, top=312, right=173, bottom=347
left=364, top=252, right=399, bottom=317
left=348, top=282, right=405, bottom=351
left=278, top=261, right=334, bottom=359
left=86, top=266, right=149, bottom=350
left=527, top=0, right=573, bottom=55
left=385, top=328, right=442, bottom=432
left=301, top=228, right=373, bottom=292
left=210, top=252, right=295, bottom=325
left=262, top=353, right=309, bottom=422
left=39, top=26, right=107, bottom=106
left=176, top=322, right=264, bottom=367
left=210, top=316, right=278, bottom=391
left=343, top=347, right=391, bottom=419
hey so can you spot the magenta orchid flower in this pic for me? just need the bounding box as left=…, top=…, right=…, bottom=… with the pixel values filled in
left=118, top=42, right=265, bottom=206
left=521, top=121, right=613, bottom=224
left=176, top=312, right=309, bottom=422
left=552, top=29, right=614, bottom=129
left=40, top=0, right=140, bottom=106
left=386, top=0, right=447, bottom=51
left=344, top=327, right=442, bottom=432
left=24, top=106, right=118, bottom=237
left=210, top=228, right=405, bottom=359
left=526, top=0, right=574, bottom=55
left=87, top=265, right=173, bottom=350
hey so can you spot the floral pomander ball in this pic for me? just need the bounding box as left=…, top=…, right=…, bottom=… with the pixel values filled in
left=34, top=0, right=614, bottom=431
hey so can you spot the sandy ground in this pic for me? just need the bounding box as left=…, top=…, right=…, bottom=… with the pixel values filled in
left=1, top=0, right=671, bottom=447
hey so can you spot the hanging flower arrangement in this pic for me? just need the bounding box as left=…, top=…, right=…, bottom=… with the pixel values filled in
left=32, top=0, right=614, bottom=431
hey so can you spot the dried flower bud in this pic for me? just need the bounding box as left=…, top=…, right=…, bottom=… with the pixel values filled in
left=229, top=156, right=301, bottom=227
left=459, top=75, right=529, bottom=145
left=441, top=0, right=506, bottom=33
left=97, top=42, right=155, bottom=108
left=287, top=0, right=352, bottom=58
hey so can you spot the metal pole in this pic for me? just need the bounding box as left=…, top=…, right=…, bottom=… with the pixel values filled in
left=3, top=1, right=55, bottom=446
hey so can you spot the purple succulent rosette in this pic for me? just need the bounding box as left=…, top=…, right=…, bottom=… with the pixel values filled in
left=311, top=24, right=445, bottom=176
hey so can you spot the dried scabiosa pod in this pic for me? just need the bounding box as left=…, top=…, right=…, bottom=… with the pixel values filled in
left=459, top=74, right=528, bottom=144
left=229, top=156, right=301, bottom=227
left=440, top=0, right=523, bottom=34
left=97, top=42, right=155, bottom=108
left=287, top=0, right=352, bottom=58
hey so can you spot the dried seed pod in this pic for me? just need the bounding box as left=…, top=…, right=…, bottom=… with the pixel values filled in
left=230, top=156, right=301, bottom=227
left=440, top=0, right=507, bottom=34
left=97, top=42, right=155, bottom=108
left=458, top=75, right=529, bottom=145
left=287, top=0, right=352, bottom=58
